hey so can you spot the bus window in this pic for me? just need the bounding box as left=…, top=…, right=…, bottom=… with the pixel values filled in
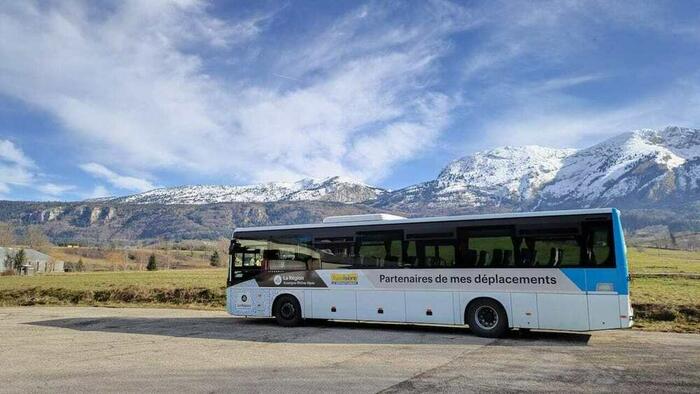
left=585, top=225, right=614, bottom=267
left=316, top=238, right=355, bottom=270
left=405, top=240, right=455, bottom=268
left=267, top=237, right=319, bottom=272
left=355, top=231, right=403, bottom=268
left=530, top=237, right=580, bottom=267
left=457, top=227, right=515, bottom=268
left=425, top=243, right=455, bottom=268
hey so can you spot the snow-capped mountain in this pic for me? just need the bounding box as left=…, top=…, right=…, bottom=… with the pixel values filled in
left=538, top=126, right=700, bottom=208
left=112, top=176, right=386, bottom=205
left=376, top=126, right=699, bottom=212
left=8, top=126, right=699, bottom=242
left=374, top=146, right=576, bottom=211
left=98, top=126, right=700, bottom=212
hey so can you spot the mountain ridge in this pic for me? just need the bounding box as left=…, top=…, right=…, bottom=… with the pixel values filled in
left=102, top=126, right=699, bottom=212
left=1, top=126, right=698, bottom=243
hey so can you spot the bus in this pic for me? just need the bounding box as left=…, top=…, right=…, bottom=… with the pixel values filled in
left=226, top=208, right=633, bottom=337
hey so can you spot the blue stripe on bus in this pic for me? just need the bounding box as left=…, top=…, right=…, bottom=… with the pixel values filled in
left=560, top=268, right=587, bottom=291
left=560, top=209, right=629, bottom=295
left=611, top=208, right=630, bottom=295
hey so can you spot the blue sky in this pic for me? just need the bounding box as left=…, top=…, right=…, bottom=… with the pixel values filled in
left=1, top=0, right=699, bottom=201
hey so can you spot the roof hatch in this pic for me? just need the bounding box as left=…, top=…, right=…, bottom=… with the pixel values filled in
left=322, top=213, right=406, bottom=224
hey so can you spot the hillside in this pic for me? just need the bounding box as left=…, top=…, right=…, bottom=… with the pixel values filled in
left=111, top=176, right=385, bottom=205
left=0, top=126, right=698, bottom=242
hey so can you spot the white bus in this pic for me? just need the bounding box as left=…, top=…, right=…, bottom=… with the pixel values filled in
left=226, top=209, right=633, bottom=337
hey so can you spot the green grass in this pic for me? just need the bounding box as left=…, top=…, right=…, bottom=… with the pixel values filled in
left=1, top=247, right=698, bottom=332
left=0, top=269, right=227, bottom=292
left=630, top=276, right=699, bottom=306
left=627, top=247, right=700, bottom=274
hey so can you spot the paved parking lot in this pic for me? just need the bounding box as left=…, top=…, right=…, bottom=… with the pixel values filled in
left=0, top=307, right=698, bottom=393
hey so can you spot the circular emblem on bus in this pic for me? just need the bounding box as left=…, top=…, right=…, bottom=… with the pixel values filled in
left=241, top=294, right=247, bottom=302
left=273, top=275, right=282, bottom=286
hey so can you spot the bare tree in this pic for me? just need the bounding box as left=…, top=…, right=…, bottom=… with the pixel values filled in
left=25, top=225, right=51, bottom=251
left=0, top=222, right=15, bottom=246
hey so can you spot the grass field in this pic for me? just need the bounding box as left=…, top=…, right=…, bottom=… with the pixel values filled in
left=628, top=247, right=700, bottom=274
left=47, top=246, right=220, bottom=271
left=1, top=247, right=698, bottom=332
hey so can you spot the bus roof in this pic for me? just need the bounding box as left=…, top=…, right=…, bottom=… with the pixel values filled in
left=233, top=208, right=615, bottom=235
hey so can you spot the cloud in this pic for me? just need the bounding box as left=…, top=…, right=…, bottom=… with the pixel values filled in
left=37, top=183, right=75, bottom=197
left=86, top=185, right=111, bottom=199
left=80, top=163, right=155, bottom=192
left=477, top=76, right=700, bottom=148
left=0, top=0, right=471, bottom=185
left=452, top=1, right=700, bottom=150
left=0, top=139, right=35, bottom=194
left=0, top=139, right=80, bottom=200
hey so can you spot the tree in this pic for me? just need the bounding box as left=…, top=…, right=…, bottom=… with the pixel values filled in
left=146, top=254, right=157, bottom=271
left=209, top=250, right=221, bottom=267
left=76, top=258, right=85, bottom=272
left=3, top=253, right=13, bottom=273
left=25, top=226, right=51, bottom=251
left=13, top=249, right=26, bottom=272
left=0, top=222, right=15, bottom=246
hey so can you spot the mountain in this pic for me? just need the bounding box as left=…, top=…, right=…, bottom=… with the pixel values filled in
left=374, top=146, right=575, bottom=213
left=0, top=200, right=380, bottom=243
left=112, top=176, right=386, bottom=205
left=0, top=126, right=698, bottom=243
left=537, top=126, right=700, bottom=209
left=377, top=126, right=700, bottom=213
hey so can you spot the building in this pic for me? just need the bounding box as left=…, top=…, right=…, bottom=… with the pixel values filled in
left=0, top=247, right=64, bottom=275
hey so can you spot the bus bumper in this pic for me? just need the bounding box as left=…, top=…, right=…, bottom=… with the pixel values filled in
left=620, top=295, right=634, bottom=328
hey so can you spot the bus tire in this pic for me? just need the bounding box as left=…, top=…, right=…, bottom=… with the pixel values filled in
left=466, top=298, right=508, bottom=338
left=273, top=295, right=302, bottom=327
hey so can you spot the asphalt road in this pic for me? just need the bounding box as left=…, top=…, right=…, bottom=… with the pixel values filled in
left=0, top=307, right=698, bottom=393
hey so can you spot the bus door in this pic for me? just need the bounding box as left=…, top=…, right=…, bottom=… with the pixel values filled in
left=229, top=240, right=264, bottom=286
left=583, top=221, right=625, bottom=329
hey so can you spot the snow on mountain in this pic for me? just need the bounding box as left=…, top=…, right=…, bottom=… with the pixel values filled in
left=539, top=126, right=700, bottom=207
left=375, top=146, right=575, bottom=210
left=436, top=145, right=576, bottom=202
left=113, top=177, right=386, bottom=205
left=105, top=126, right=699, bottom=212
left=284, top=176, right=386, bottom=203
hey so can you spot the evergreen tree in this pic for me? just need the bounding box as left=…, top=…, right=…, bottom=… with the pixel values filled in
left=147, top=254, right=157, bottom=271
left=13, top=249, right=26, bottom=272
left=209, top=250, right=221, bottom=267
left=76, top=258, right=85, bottom=272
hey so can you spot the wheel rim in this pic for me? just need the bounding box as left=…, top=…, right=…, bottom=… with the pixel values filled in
left=279, top=302, right=296, bottom=320
left=475, top=306, right=499, bottom=330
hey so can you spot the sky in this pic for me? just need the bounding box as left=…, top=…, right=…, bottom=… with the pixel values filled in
left=1, top=0, right=699, bottom=201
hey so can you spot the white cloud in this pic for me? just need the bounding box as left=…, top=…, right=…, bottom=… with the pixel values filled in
left=80, top=163, right=155, bottom=192
left=452, top=1, right=700, bottom=150
left=0, top=139, right=35, bottom=194
left=0, top=0, right=470, bottom=185
left=37, top=183, right=75, bottom=197
left=86, top=185, right=111, bottom=199
left=478, top=77, right=700, bottom=149
left=0, top=139, right=81, bottom=199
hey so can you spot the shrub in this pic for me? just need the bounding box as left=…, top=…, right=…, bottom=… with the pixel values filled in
left=209, top=251, right=221, bottom=267
left=146, top=254, right=157, bottom=271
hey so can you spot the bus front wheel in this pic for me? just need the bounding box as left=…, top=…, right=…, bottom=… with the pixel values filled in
left=466, top=298, right=508, bottom=338
left=273, top=295, right=302, bottom=327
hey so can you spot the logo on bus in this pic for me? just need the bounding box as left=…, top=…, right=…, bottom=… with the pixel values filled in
left=331, top=272, right=359, bottom=285
left=273, top=275, right=283, bottom=286
left=241, top=294, right=248, bottom=302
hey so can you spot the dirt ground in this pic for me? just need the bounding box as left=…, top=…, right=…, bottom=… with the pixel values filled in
left=1, top=307, right=698, bottom=393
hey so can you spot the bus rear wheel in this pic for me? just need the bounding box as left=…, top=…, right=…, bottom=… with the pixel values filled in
left=467, top=299, right=508, bottom=338
left=273, top=295, right=302, bottom=327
